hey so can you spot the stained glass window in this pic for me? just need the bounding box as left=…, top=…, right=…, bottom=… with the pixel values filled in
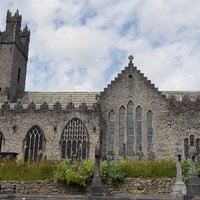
left=119, top=106, right=125, bottom=155
left=127, top=101, right=134, bottom=156
left=108, top=110, right=115, bottom=154
left=147, top=110, right=153, bottom=153
left=60, top=118, right=89, bottom=160
left=136, top=106, right=142, bottom=152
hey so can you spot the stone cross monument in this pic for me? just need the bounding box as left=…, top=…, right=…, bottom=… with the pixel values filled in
left=172, top=147, right=187, bottom=197
left=91, top=139, right=102, bottom=196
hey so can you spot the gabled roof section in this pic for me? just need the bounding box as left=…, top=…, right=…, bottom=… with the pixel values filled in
left=100, top=55, right=166, bottom=99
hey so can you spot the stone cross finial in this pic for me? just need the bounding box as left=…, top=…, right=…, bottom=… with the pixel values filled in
left=128, top=55, right=134, bottom=66
left=128, top=55, right=134, bottom=62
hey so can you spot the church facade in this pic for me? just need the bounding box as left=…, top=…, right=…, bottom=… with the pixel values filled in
left=0, top=11, right=200, bottom=162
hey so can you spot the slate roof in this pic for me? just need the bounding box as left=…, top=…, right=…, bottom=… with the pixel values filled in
left=162, top=91, right=200, bottom=102
left=18, top=92, right=99, bottom=107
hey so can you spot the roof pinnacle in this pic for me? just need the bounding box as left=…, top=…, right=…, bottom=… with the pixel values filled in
left=128, top=55, right=134, bottom=66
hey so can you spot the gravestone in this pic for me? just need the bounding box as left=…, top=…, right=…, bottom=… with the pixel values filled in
left=184, top=147, right=200, bottom=200
left=172, top=147, right=186, bottom=197
left=91, top=140, right=102, bottom=196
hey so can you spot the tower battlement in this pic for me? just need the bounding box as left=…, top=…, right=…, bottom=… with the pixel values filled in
left=6, top=10, right=22, bottom=27
left=0, top=10, right=30, bottom=102
left=0, top=10, right=30, bottom=59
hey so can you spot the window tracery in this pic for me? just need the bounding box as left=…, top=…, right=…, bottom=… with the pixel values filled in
left=60, top=118, right=89, bottom=160
left=24, top=125, right=45, bottom=162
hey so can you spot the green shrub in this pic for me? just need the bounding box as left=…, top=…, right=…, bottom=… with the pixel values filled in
left=101, top=160, right=127, bottom=182
left=54, top=160, right=94, bottom=187
left=182, top=159, right=191, bottom=183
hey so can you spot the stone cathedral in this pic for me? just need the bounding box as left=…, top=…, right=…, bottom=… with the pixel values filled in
left=0, top=10, right=200, bottom=162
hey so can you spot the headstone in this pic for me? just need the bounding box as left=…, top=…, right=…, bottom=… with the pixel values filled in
left=184, top=147, right=200, bottom=200
left=91, top=140, right=102, bottom=196
left=172, top=148, right=187, bottom=197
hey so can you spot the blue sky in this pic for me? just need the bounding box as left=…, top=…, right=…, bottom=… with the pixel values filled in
left=1, top=0, right=200, bottom=91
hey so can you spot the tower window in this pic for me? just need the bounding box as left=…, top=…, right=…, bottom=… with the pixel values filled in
left=0, top=88, right=1, bottom=92
left=17, top=68, right=21, bottom=82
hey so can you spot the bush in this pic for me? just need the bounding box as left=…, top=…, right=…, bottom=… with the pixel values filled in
left=54, top=160, right=94, bottom=187
left=101, top=160, right=127, bottom=182
left=182, top=159, right=191, bottom=183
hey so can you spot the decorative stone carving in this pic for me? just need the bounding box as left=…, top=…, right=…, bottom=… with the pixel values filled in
left=92, top=101, right=100, bottom=111
left=79, top=101, right=87, bottom=112
left=40, top=101, right=49, bottom=111
left=14, top=99, right=23, bottom=111
left=66, top=101, right=74, bottom=112
left=27, top=101, right=36, bottom=111
left=2, top=100, right=10, bottom=111
left=53, top=102, right=61, bottom=112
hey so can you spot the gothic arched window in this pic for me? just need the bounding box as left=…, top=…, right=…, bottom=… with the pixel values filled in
left=119, top=106, right=125, bottom=156
left=184, top=138, right=189, bottom=158
left=196, top=138, right=200, bottom=155
left=24, top=125, right=45, bottom=162
left=0, top=131, right=5, bottom=152
left=60, top=118, right=89, bottom=160
left=108, top=110, right=115, bottom=154
left=190, top=135, right=195, bottom=146
left=136, top=106, right=142, bottom=152
left=127, top=101, right=134, bottom=156
left=147, top=110, right=153, bottom=153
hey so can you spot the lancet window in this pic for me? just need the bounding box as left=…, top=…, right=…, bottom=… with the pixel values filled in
left=60, top=118, right=89, bottom=160
left=196, top=138, right=200, bottom=155
left=147, top=110, right=153, bottom=153
left=108, top=110, right=115, bottom=154
left=119, top=106, right=125, bottom=155
left=136, top=106, right=142, bottom=152
left=24, top=125, right=45, bottom=162
left=127, top=101, right=134, bottom=155
left=184, top=138, right=189, bottom=158
left=0, top=131, right=4, bottom=152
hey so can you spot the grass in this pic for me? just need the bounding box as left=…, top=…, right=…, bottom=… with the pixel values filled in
left=0, top=160, right=55, bottom=180
left=0, top=159, right=177, bottom=181
left=120, top=159, right=176, bottom=178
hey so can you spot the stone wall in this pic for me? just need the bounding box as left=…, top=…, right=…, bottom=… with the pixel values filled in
left=0, top=178, right=176, bottom=195
left=0, top=108, right=100, bottom=160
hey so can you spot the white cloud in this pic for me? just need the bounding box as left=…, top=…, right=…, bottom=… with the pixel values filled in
left=0, top=0, right=200, bottom=91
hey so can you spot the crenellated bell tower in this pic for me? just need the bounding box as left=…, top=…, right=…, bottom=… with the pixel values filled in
left=0, top=10, right=30, bottom=102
